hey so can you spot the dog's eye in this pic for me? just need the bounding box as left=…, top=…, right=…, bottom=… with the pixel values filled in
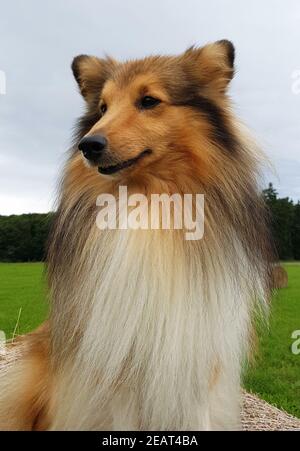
left=100, top=104, right=107, bottom=115
left=140, top=96, right=161, bottom=109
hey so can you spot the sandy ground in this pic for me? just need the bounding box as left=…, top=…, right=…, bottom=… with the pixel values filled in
left=242, top=391, right=300, bottom=431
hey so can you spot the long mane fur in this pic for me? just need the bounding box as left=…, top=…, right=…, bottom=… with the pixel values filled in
left=0, top=43, right=274, bottom=431
left=46, top=127, right=273, bottom=430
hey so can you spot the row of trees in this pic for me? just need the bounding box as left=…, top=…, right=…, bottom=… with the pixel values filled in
left=0, top=184, right=299, bottom=261
left=0, top=213, right=54, bottom=262
left=263, top=184, right=300, bottom=260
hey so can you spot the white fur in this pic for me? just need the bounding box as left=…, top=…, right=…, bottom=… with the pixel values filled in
left=50, top=220, right=263, bottom=430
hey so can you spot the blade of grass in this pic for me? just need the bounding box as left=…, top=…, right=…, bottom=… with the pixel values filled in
left=12, top=307, right=22, bottom=342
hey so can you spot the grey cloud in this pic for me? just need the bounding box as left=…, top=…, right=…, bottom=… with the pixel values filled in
left=0, top=0, right=299, bottom=214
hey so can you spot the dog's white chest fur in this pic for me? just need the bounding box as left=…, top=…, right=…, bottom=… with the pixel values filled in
left=51, top=227, right=257, bottom=431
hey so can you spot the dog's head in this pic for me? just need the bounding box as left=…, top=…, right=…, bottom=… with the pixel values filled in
left=49, top=43, right=273, bottom=303
left=71, top=41, right=237, bottom=182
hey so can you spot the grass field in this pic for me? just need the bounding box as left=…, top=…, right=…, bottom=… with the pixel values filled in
left=0, top=262, right=299, bottom=418
left=0, top=263, right=48, bottom=337
left=244, top=263, right=300, bottom=418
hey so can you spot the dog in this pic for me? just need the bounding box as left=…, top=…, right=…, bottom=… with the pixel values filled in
left=0, top=40, right=273, bottom=430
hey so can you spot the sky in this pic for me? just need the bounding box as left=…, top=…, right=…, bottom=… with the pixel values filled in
left=0, top=0, right=299, bottom=215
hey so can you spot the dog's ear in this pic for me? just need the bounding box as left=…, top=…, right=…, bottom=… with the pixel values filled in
left=71, top=55, right=116, bottom=100
left=183, top=40, right=235, bottom=93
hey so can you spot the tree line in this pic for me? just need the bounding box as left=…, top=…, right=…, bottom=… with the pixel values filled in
left=263, top=183, right=300, bottom=260
left=0, top=184, right=299, bottom=262
left=0, top=213, right=54, bottom=262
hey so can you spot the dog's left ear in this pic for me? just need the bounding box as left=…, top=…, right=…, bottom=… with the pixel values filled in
left=183, top=40, right=235, bottom=93
left=71, top=55, right=116, bottom=101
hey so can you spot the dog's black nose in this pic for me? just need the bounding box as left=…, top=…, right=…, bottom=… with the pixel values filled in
left=78, top=135, right=107, bottom=162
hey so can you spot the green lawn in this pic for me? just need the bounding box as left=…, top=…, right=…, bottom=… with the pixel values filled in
left=244, top=263, right=300, bottom=418
left=0, top=262, right=299, bottom=418
left=0, top=262, right=48, bottom=337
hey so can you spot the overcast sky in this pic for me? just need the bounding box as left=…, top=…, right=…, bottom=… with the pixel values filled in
left=0, top=0, right=299, bottom=214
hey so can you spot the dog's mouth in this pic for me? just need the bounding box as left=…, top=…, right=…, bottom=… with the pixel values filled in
left=98, top=149, right=152, bottom=175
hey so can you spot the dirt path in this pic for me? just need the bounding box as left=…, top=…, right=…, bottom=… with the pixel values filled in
left=242, top=391, right=300, bottom=431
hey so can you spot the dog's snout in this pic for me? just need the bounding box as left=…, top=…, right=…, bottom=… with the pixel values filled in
left=78, top=135, right=107, bottom=162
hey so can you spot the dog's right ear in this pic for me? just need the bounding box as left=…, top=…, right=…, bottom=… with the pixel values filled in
left=71, top=55, right=115, bottom=100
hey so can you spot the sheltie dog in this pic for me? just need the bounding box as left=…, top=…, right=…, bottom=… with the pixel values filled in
left=0, top=40, right=273, bottom=430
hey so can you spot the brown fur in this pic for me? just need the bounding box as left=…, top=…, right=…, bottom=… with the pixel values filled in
left=272, top=265, right=288, bottom=289
left=0, top=323, right=51, bottom=430
left=0, top=41, right=274, bottom=430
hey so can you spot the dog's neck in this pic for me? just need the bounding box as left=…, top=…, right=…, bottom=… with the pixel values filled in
left=47, top=156, right=271, bottom=429
left=48, top=199, right=260, bottom=429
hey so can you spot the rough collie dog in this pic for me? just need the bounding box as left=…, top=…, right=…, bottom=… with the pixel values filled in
left=0, top=40, right=273, bottom=431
